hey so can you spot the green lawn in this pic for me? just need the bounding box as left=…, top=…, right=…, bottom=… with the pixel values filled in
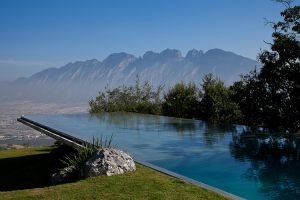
left=0, top=146, right=229, bottom=200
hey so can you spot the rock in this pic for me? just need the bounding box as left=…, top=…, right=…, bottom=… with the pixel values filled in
left=51, top=165, right=76, bottom=184
left=79, top=148, right=136, bottom=178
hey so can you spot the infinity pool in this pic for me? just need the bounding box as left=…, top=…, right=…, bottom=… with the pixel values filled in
left=26, top=112, right=300, bottom=200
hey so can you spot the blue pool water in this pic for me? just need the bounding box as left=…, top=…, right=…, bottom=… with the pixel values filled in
left=27, top=112, right=300, bottom=200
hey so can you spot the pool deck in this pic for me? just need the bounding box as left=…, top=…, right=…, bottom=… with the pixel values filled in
left=17, top=115, right=245, bottom=200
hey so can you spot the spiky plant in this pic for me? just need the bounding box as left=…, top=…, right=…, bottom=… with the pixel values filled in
left=60, top=135, right=113, bottom=171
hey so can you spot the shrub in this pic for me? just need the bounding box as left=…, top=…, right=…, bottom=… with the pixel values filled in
left=162, top=82, right=200, bottom=118
left=89, top=78, right=163, bottom=115
left=199, top=73, right=241, bottom=123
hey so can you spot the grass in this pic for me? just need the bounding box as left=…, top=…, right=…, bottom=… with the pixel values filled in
left=0, top=146, right=229, bottom=200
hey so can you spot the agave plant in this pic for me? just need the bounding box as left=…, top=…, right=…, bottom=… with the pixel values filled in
left=60, top=134, right=113, bottom=170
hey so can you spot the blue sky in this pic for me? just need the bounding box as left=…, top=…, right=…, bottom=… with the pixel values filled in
left=0, top=0, right=299, bottom=81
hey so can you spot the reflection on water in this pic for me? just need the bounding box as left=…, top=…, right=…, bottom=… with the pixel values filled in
left=202, top=123, right=236, bottom=147
left=92, top=112, right=200, bottom=136
left=27, top=112, right=300, bottom=200
left=230, top=129, right=300, bottom=200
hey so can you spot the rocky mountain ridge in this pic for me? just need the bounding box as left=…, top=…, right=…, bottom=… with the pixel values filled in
left=2, top=48, right=260, bottom=103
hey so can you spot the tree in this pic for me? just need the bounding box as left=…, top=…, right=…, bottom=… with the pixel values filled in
left=230, top=69, right=267, bottom=126
left=162, top=82, right=199, bottom=118
left=258, top=0, right=300, bottom=131
left=233, top=0, right=300, bottom=132
left=200, top=74, right=241, bottom=123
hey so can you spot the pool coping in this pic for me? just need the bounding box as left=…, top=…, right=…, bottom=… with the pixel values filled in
left=134, top=158, right=245, bottom=200
left=17, top=115, right=245, bottom=200
left=17, top=116, right=86, bottom=150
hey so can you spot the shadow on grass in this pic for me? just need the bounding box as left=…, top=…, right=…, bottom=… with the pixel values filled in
left=0, top=145, right=75, bottom=191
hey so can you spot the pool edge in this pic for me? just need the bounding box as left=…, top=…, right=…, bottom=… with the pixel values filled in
left=134, top=158, right=245, bottom=200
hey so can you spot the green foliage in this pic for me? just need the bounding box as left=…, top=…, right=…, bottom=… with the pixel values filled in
left=199, top=74, right=241, bottom=123
left=162, top=82, right=199, bottom=118
left=61, top=136, right=113, bottom=171
left=230, top=69, right=266, bottom=126
left=89, top=77, right=163, bottom=115
left=232, top=1, right=300, bottom=132
left=90, top=75, right=243, bottom=124
left=161, top=76, right=241, bottom=123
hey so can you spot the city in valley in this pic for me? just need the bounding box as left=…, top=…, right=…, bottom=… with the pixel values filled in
left=0, top=101, right=87, bottom=149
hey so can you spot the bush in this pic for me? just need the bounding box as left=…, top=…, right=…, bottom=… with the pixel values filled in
left=90, top=74, right=242, bottom=124
left=199, top=74, right=241, bottom=123
left=162, top=82, right=200, bottom=118
left=89, top=78, right=163, bottom=115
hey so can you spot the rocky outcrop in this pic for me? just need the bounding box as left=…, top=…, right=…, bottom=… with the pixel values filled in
left=79, top=148, right=136, bottom=178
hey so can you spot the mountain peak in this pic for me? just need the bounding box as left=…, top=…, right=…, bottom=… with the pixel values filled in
left=102, top=52, right=136, bottom=67
left=186, top=49, right=204, bottom=59
left=143, top=51, right=159, bottom=60
left=205, top=48, right=234, bottom=56
left=160, top=49, right=182, bottom=59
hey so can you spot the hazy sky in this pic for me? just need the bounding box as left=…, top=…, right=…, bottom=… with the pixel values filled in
left=1, top=0, right=299, bottom=81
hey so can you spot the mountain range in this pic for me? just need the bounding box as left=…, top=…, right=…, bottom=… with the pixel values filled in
left=1, top=48, right=260, bottom=103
